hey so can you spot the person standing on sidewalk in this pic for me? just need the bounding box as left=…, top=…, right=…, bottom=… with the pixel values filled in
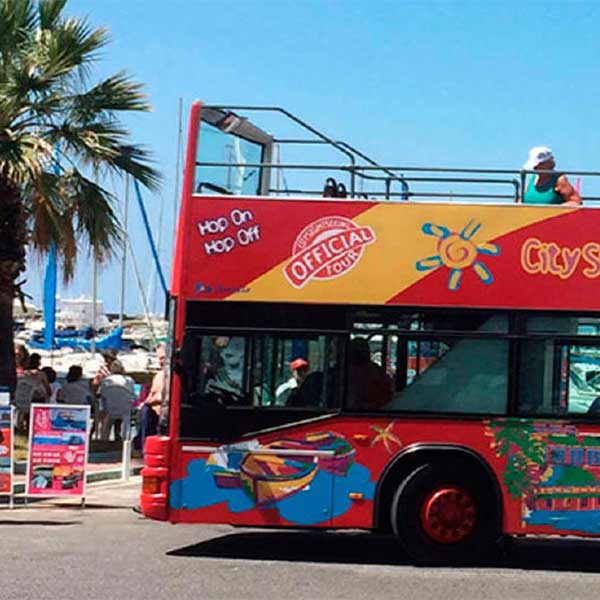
left=140, top=344, right=166, bottom=454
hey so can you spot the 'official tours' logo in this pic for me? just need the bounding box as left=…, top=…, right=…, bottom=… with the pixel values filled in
left=284, top=216, right=376, bottom=289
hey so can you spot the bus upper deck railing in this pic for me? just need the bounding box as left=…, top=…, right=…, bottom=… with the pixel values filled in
left=195, top=104, right=600, bottom=204
left=196, top=161, right=600, bottom=203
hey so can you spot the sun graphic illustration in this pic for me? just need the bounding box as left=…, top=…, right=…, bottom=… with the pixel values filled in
left=370, top=422, right=402, bottom=454
left=415, top=219, right=501, bottom=291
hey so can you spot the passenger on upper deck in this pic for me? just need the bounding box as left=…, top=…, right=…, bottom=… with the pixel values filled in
left=522, top=146, right=582, bottom=206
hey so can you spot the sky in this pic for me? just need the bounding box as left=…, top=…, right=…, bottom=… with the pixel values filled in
left=23, top=0, right=600, bottom=316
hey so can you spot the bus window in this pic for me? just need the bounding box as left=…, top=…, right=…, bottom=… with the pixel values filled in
left=186, top=335, right=341, bottom=408
left=385, top=338, right=508, bottom=414
left=347, top=313, right=509, bottom=414
left=180, top=331, right=343, bottom=439
left=567, top=345, right=600, bottom=415
left=517, top=339, right=561, bottom=416
left=191, top=335, right=250, bottom=406
left=517, top=341, right=600, bottom=417
left=252, top=335, right=339, bottom=408
left=406, top=340, right=445, bottom=384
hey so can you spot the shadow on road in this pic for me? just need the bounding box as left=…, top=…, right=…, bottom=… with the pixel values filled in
left=168, top=531, right=406, bottom=565
left=168, top=530, right=600, bottom=572
left=0, top=519, right=81, bottom=526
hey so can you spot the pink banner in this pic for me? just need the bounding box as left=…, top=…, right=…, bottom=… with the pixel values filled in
left=0, top=407, right=13, bottom=494
left=26, top=405, right=90, bottom=497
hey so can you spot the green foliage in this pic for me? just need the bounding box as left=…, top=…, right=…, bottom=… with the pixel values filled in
left=0, top=0, right=161, bottom=276
left=489, top=419, right=548, bottom=499
left=489, top=419, right=546, bottom=466
left=504, top=454, right=530, bottom=498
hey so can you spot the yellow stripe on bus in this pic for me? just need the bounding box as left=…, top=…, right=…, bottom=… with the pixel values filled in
left=228, top=203, right=575, bottom=303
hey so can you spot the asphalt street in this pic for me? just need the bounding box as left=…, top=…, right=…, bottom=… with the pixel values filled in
left=3, top=479, right=600, bottom=600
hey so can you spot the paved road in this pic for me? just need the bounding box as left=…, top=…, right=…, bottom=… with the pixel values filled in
left=3, top=480, right=600, bottom=600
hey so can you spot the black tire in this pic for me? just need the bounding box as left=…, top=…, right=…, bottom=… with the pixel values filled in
left=390, top=463, right=499, bottom=565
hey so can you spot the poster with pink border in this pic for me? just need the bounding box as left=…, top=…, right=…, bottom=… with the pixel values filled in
left=0, top=407, right=13, bottom=495
left=26, top=404, right=90, bottom=497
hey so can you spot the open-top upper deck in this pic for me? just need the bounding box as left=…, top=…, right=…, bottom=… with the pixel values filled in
left=172, top=102, right=600, bottom=311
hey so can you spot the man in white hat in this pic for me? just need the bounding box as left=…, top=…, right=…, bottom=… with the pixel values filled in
left=522, top=146, right=581, bottom=205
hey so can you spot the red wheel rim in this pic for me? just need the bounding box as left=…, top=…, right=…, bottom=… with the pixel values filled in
left=420, top=486, right=477, bottom=544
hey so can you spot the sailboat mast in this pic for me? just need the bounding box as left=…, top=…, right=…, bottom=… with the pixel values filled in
left=173, top=98, right=183, bottom=247
left=91, top=255, right=97, bottom=355
left=149, top=194, right=165, bottom=313
left=119, top=175, right=130, bottom=326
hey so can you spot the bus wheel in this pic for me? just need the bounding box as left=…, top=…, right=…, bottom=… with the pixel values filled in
left=390, top=463, right=497, bottom=565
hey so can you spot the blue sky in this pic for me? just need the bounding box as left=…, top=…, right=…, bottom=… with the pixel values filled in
left=24, top=0, right=600, bottom=314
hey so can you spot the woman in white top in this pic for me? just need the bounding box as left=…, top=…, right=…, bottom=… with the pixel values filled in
left=99, top=360, right=136, bottom=441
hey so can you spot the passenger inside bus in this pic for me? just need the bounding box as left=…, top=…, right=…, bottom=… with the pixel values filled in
left=346, top=338, right=392, bottom=410
left=288, top=338, right=340, bottom=409
left=522, top=146, right=582, bottom=206
left=275, top=358, right=309, bottom=406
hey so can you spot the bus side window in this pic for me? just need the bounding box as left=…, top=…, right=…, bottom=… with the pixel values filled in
left=189, top=335, right=251, bottom=406
left=517, top=341, right=600, bottom=417
left=252, top=335, right=341, bottom=410
left=567, top=344, right=600, bottom=417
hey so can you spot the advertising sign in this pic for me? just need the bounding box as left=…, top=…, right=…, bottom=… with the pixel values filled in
left=0, top=407, right=13, bottom=495
left=26, top=404, right=90, bottom=497
left=180, top=196, right=600, bottom=311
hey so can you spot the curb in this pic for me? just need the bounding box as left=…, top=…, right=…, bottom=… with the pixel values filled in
left=11, top=465, right=143, bottom=495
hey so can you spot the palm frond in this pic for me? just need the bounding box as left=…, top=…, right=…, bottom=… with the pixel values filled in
left=0, top=130, right=53, bottom=186
left=112, top=143, right=161, bottom=191
left=49, top=119, right=124, bottom=165
left=64, top=169, right=121, bottom=263
left=37, top=18, right=109, bottom=82
left=57, top=209, right=76, bottom=281
left=38, top=0, right=67, bottom=30
left=0, top=0, right=36, bottom=58
left=49, top=120, right=161, bottom=190
left=70, top=71, right=151, bottom=122
left=26, top=169, right=66, bottom=252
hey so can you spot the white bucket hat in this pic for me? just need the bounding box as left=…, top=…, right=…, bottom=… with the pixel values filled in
left=523, top=146, right=554, bottom=170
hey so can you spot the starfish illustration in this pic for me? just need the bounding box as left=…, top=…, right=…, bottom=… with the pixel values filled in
left=370, top=422, right=402, bottom=454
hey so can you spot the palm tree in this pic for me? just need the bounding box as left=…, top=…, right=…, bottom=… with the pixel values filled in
left=0, top=0, right=160, bottom=391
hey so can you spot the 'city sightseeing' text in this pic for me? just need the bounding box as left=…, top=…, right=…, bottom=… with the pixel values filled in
left=521, top=237, right=600, bottom=280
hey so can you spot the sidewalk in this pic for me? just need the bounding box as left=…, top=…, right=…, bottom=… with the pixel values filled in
left=1, top=476, right=143, bottom=511
left=10, top=456, right=144, bottom=495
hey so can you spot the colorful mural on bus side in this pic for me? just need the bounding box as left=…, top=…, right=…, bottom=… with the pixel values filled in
left=169, top=431, right=377, bottom=525
left=486, top=419, right=600, bottom=534
left=170, top=418, right=600, bottom=534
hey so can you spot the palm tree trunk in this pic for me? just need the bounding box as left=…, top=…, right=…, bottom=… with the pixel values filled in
left=0, top=179, right=27, bottom=391
left=0, top=266, right=16, bottom=391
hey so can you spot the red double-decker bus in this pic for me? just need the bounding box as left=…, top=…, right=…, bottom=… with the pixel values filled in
left=141, top=101, right=600, bottom=563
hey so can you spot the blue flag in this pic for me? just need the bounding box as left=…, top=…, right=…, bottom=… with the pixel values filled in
left=43, top=243, right=57, bottom=349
